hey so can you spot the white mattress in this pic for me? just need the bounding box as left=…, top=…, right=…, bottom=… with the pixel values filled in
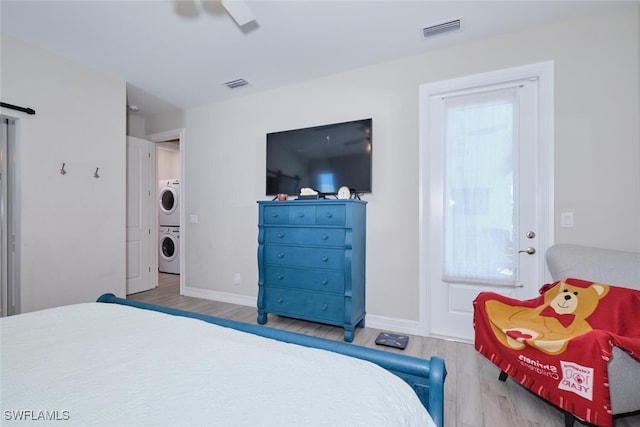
left=1, top=303, right=436, bottom=427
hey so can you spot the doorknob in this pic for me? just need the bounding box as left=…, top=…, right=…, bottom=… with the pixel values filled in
left=518, top=247, right=536, bottom=255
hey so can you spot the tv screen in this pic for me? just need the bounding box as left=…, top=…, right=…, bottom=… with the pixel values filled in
left=266, top=118, right=372, bottom=196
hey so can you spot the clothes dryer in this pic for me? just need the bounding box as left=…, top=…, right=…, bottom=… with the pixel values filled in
left=158, top=179, right=180, bottom=226
left=158, top=226, right=180, bottom=274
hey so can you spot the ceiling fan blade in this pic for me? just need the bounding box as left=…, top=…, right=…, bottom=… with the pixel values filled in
left=221, top=0, right=255, bottom=26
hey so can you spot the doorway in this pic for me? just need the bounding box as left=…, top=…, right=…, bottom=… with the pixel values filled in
left=149, top=129, right=184, bottom=295
left=1, top=116, right=20, bottom=316
left=157, top=141, right=181, bottom=281
left=418, top=62, right=554, bottom=341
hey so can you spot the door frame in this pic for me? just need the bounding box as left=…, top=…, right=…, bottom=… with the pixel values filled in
left=147, top=128, right=185, bottom=293
left=418, top=61, right=555, bottom=339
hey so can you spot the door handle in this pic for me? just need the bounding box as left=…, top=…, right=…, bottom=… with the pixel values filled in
left=518, top=247, right=536, bottom=255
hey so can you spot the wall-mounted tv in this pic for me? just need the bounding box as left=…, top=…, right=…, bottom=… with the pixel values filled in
left=266, top=118, right=372, bottom=196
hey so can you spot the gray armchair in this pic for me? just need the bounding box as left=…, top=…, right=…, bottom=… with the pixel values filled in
left=546, top=244, right=640, bottom=426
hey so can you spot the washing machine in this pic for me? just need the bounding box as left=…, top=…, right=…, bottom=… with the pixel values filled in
left=159, top=226, right=180, bottom=274
left=158, top=179, right=180, bottom=226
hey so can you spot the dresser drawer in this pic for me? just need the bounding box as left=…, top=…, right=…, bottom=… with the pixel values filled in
left=264, top=227, right=346, bottom=247
left=316, top=204, right=346, bottom=225
left=263, top=205, right=290, bottom=224
left=288, top=205, right=316, bottom=225
left=264, top=245, right=344, bottom=270
left=263, top=266, right=345, bottom=293
left=263, top=288, right=344, bottom=323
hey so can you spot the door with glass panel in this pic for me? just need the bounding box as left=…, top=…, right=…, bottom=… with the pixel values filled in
left=421, top=63, right=553, bottom=341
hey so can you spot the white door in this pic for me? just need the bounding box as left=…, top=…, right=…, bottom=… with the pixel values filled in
left=419, top=62, right=554, bottom=341
left=126, top=136, right=154, bottom=295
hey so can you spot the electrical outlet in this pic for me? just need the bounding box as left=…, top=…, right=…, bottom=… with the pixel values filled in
left=233, top=273, right=241, bottom=285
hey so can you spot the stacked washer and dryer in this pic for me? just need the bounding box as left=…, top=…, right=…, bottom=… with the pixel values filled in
left=158, top=179, right=180, bottom=274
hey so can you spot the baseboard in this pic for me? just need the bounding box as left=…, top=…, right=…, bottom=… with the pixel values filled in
left=182, top=286, right=256, bottom=307
left=182, top=286, right=422, bottom=336
left=365, top=314, right=421, bottom=336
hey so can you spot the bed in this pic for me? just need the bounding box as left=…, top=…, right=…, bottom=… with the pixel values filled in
left=1, top=293, right=446, bottom=427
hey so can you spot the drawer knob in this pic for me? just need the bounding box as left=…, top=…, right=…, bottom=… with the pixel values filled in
left=271, top=212, right=279, bottom=218
left=297, top=212, right=305, bottom=218
left=321, top=255, right=328, bottom=262
left=278, top=297, right=284, bottom=304
left=277, top=232, right=284, bottom=238
left=277, top=252, right=284, bottom=258
left=326, top=212, right=333, bottom=218
left=321, top=304, right=328, bottom=311
left=277, top=273, right=284, bottom=280
left=321, top=278, right=328, bottom=285
left=320, top=234, right=328, bottom=240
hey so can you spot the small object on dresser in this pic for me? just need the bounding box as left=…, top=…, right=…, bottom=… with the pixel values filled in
left=337, top=185, right=351, bottom=200
left=375, top=332, right=409, bottom=350
left=297, top=187, right=320, bottom=200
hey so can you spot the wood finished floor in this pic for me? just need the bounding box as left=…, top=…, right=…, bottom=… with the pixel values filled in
left=128, top=274, right=640, bottom=427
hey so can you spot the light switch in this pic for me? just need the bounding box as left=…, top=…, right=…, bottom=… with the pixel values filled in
left=560, top=212, right=574, bottom=228
left=190, top=214, right=198, bottom=224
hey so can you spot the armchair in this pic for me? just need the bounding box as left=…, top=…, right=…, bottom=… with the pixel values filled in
left=546, top=244, right=640, bottom=425
left=473, top=244, right=640, bottom=427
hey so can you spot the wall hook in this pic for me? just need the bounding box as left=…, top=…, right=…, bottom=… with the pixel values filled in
left=93, top=167, right=100, bottom=178
left=60, top=163, right=67, bottom=175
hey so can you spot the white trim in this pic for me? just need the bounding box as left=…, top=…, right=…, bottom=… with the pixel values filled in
left=183, top=286, right=261, bottom=308
left=182, top=286, right=422, bottom=336
left=418, top=61, right=555, bottom=338
left=365, top=315, right=421, bottom=336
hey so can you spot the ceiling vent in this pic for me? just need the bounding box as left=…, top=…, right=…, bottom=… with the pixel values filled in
left=423, top=19, right=461, bottom=38
left=224, top=78, right=249, bottom=89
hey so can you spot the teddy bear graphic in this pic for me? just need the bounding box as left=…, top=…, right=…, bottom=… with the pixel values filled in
left=485, top=280, right=610, bottom=355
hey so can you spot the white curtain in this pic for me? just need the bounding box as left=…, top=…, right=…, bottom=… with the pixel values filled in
left=442, top=87, right=519, bottom=286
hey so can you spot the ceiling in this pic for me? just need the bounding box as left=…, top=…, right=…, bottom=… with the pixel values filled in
left=1, top=1, right=630, bottom=117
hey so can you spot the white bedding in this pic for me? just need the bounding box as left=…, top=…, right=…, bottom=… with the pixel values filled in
left=1, top=303, right=436, bottom=427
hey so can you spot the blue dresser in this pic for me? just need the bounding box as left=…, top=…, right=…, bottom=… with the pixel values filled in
left=257, top=200, right=366, bottom=342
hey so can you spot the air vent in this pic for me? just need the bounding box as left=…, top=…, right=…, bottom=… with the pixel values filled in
left=423, top=19, right=461, bottom=38
left=224, top=78, right=249, bottom=89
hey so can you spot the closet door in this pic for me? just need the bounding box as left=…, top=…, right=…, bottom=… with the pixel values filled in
left=126, top=136, right=154, bottom=295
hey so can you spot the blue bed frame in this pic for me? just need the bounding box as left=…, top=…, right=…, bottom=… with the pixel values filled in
left=97, top=293, right=446, bottom=427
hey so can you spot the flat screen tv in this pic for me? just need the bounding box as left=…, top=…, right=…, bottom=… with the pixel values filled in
left=266, top=118, right=372, bottom=196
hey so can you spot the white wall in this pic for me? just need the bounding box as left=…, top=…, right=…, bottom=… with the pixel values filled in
left=1, top=34, right=127, bottom=313
left=169, top=4, right=639, bottom=325
left=157, top=146, right=180, bottom=180
left=127, top=113, right=146, bottom=139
